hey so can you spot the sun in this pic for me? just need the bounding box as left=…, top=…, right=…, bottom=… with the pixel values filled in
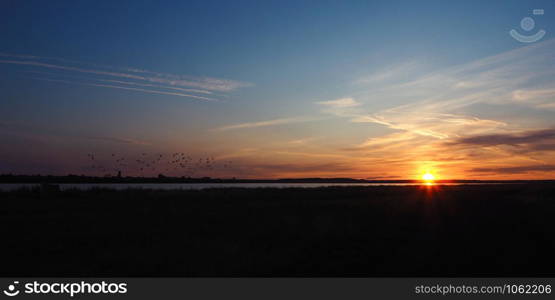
left=422, top=172, right=435, bottom=181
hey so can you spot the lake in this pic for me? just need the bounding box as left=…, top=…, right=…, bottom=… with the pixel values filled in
left=0, top=182, right=507, bottom=191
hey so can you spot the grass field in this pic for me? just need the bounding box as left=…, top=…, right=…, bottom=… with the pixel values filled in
left=1, top=184, right=554, bottom=276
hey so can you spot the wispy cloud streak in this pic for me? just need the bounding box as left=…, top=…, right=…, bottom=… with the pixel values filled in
left=471, top=165, right=555, bottom=174
left=451, top=129, right=555, bottom=147
left=30, top=77, right=217, bottom=101
left=214, top=116, right=319, bottom=131
left=0, top=53, right=252, bottom=100
left=316, top=97, right=361, bottom=108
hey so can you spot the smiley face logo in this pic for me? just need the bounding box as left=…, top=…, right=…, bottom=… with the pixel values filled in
left=510, top=9, right=546, bottom=43
left=3, top=282, right=20, bottom=297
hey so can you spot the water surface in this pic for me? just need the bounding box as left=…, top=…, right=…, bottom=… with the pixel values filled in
left=0, top=182, right=507, bottom=191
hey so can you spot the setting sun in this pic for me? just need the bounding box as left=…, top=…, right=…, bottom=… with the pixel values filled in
left=422, top=172, right=435, bottom=181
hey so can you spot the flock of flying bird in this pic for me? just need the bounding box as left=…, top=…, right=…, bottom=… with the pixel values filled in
left=86, top=152, right=233, bottom=177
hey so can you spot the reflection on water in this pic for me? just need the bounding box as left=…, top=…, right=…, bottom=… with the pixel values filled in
left=0, top=182, right=508, bottom=191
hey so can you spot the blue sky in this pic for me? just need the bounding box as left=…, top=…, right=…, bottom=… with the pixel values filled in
left=1, top=0, right=555, bottom=179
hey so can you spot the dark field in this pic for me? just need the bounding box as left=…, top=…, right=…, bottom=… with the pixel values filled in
left=1, top=184, right=555, bottom=277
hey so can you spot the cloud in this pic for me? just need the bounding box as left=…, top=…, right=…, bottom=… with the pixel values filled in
left=471, top=165, right=555, bottom=174
left=352, top=112, right=505, bottom=140
left=529, top=143, right=555, bottom=151
left=84, top=136, right=151, bottom=146
left=354, top=61, right=426, bottom=85
left=0, top=53, right=253, bottom=100
left=512, top=88, right=555, bottom=102
left=316, top=97, right=361, bottom=108
left=22, top=70, right=217, bottom=95
left=248, top=162, right=355, bottom=175
left=341, top=131, right=427, bottom=152
left=450, top=128, right=555, bottom=147
left=0, top=121, right=151, bottom=147
left=214, top=116, right=318, bottom=131
left=365, top=175, right=403, bottom=180
left=274, top=151, right=346, bottom=159
left=30, top=77, right=217, bottom=101
left=286, top=137, right=319, bottom=145
left=93, top=78, right=215, bottom=95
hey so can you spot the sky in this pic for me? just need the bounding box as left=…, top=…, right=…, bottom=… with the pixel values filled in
left=1, top=0, right=555, bottom=180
